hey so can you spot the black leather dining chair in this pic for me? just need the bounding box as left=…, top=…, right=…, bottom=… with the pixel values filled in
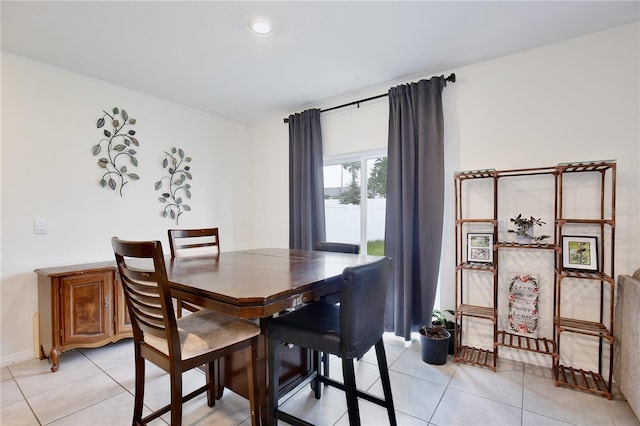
left=267, top=256, right=396, bottom=426
left=314, top=241, right=361, bottom=378
left=314, top=241, right=360, bottom=254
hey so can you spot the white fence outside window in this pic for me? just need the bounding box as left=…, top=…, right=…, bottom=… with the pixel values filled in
left=324, top=199, right=386, bottom=243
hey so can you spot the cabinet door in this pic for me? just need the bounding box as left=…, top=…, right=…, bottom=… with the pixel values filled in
left=113, top=276, right=132, bottom=336
left=60, top=272, right=112, bottom=345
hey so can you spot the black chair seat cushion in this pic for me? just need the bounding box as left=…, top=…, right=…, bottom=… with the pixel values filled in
left=268, top=301, right=343, bottom=357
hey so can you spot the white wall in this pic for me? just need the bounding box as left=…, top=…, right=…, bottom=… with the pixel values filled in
left=249, top=22, right=639, bottom=368
left=246, top=116, right=289, bottom=249
left=1, top=53, right=252, bottom=363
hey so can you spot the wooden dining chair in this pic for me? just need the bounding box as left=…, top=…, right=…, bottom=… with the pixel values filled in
left=267, top=257, right=396, bottom=426
left=168, top=228, right=220, bottom=317
left=111, top=237, right=260, bottom=426
left=168, top=227, right=220, bottom=258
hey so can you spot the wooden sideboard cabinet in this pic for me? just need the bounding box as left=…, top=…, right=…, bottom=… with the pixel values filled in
left=34, top=262, right=132, bottom=372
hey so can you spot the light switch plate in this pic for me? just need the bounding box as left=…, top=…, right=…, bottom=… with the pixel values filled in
left=34, top=218, right=48, bottom=234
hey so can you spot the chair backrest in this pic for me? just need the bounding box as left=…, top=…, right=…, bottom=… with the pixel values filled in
left=339, top=256, right=391, bottom=359
left=168, top=228, right=220, bottom=258
left=111, top=237, right=180, bottom=357
left=315, top=241, right=360, bottom=254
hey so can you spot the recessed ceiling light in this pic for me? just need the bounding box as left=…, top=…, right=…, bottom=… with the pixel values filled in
left=249, top=18, right=273, bottom=35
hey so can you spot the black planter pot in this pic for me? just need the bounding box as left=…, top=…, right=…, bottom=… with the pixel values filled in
left=446, top=325, right=459, bottom=355
left=432, top=322, right=458, bottom=355
left=419, top=328, right=451, bottom=365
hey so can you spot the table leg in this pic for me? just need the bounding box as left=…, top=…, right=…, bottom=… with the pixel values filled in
left=218, top=319, right=311, bottom=425
left=258, top=331, right=269, bottom=426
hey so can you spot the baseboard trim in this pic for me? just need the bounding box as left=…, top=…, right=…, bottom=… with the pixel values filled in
left=1, top=350, right=38, bottom=369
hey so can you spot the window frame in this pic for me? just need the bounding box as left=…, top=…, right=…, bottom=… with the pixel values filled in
left=323, top=149, right=387, bottom=254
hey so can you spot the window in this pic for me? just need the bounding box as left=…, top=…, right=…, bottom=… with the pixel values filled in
left=323, top=151, right=387, bottom=255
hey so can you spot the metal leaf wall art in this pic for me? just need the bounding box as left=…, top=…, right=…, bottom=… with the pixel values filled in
left=92, top=107, right=140, bottom=196
left=155, top=147, right=193, bottom=224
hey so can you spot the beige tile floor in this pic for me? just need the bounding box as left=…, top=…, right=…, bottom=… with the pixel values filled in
left=1, top=334, right=638, bottom=425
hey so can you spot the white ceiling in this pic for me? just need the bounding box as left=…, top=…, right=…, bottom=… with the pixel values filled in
left=2, top=1, right=638, bottom=124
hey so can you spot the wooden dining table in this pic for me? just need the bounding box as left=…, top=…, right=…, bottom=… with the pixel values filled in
left=165, top=247, right=382, bottom=424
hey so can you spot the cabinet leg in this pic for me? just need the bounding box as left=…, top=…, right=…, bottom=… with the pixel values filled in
left=49, top=347, right=61, bottom=372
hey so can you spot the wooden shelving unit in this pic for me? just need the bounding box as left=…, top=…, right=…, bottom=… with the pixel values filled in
left=453, top=169, right=498, bottom=371
left=453, top=160, right=616, bottom=399
left=554, top=161, right=616, bottom=399
left=495, top=330, right=556, bottom=355
left=455, top=345, right=496, bottom=370
left=555, top=365, right=610, bottom=395
left=495, top=234, right=558, bottom=359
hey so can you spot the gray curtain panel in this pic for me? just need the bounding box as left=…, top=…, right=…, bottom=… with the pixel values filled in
left=288, top=108, right=326, bottom=250
left=384, top=76, right=446, bottom=340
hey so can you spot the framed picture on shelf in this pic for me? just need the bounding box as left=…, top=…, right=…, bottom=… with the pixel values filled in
left=562, top=236, right=599, bottom=271
left=467, top=233, right=494, bottom=263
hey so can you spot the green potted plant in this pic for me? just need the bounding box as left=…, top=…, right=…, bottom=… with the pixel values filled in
left=432, top=309, right=456, bottom=355
left=509, top=214, right=550, bottom=243
left=419, top=324, right=450, bottom=365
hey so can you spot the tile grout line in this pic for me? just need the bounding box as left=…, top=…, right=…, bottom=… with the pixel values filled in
left=358, top=343, right=435, bottom=426
left=33, top=348, right=134, bottom=425
left=78, top=348, right=133, bottom=395
left=78, top=346, right=197, bottom=425
left=427, top=359, right=459, bottom=425
left=6, top=364, right=44, bottom=426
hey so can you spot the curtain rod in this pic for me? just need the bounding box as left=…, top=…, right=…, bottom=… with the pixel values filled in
left=283, top=73, right=456, bottom=123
